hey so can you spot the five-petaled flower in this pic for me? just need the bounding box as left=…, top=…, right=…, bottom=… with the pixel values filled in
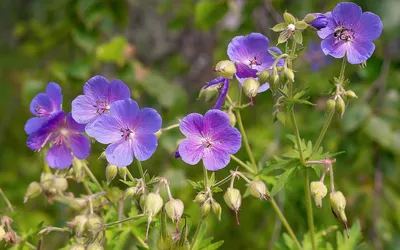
left=24, top=82, right=62, bottom=134
left=71, top=75, right=131, bottom=131
left=87, top=99, right=162, bottom=167
left=178, top=110, right=242, bottom=171
left=26, top=111, right=91, bottom=169
left=318, top=2, right=383, bottom=64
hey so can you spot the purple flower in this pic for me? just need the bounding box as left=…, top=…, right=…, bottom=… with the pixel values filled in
left=305, top=41, right=332, bottom=71
left=71, top=75, right=131, bottom=130
left=26, top=111, right=91, bottom=169
left=318, top=2, right=383, bottom=64
left=227, top=33, right=283, bottom=92
left=178, top=110, right=242, bottom=171
left=86, top=99, right=162, bottom=167
left=309, top=13, right=329, bottom=30
left=24, top=82, right=62, bottom=134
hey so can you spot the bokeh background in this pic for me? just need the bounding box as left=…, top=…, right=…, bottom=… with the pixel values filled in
left=0, top=0, right=399, bottom=249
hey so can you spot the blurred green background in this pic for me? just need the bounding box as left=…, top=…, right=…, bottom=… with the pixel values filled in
left=0, top=0, right=399, bottom=249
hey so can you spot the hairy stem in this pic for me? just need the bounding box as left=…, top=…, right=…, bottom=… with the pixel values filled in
left=305, top=170, right=316, bottom=250
left=82, top=162, right=104, bottom=192
left=137, top=160, right=145, bottom=179
left=103, top=214, right=146, bottom=228
left=230, top=155, right=255, bottom=173
left=289, top=108, right=305, bottom=163
left=235, top=109, right=258, bottom=172
left=310, top=110, right=335, bottom=158
left=0, top=188, right=14, bottom=212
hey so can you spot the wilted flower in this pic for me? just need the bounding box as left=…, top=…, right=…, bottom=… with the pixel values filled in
left=309, top=13, right=328, bottom=30
left=318, top=2, right=383, bottom=64
left=87, top=99, right=162, bottom=167
left=26, top=112, right=90, bottom=169
left=25, top=82, right=62, bottom=134
left=310, top=181, right=328, bottom=208
left=178, top=110, right=241, bottom=171
left=71, top=75, right=131, bottom=130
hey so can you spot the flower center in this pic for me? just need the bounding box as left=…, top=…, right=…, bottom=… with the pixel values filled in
left=121, top=128, right=135, bottom=140
left=248, top=56, right=261, bottom=68
left=93, top=100, right=110, bottom=115
left=333, top=26, right=355, bottom=42
left=202, top=138, right=213, bottom=148
left=287, top=24, right=296, bottom=31
left=35, top=104, right=50, bottom=116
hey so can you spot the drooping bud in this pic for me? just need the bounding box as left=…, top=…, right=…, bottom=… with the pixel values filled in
left=270, top=70, right=280, bottom=94
left=40, top=173, right=53, bottom=191
left=214, top=60, right=236, bottom=78
left=308, top=13, right=328, bottom=30
left=53, top=177, right=68, bottom=192
left=87, top=242, right=104, bottom=250
left=118, top=167, right=128, bottom=181
left=310, top=181, right=328, bottom=208
left=165, top=199, right=184, bottom=224
left=86, top=213, right=103, bottom=236
left=336, top=97, right=346, bottom=118
left=284, top=68, right=295, bottom=82
left=223, top=188, right=241, bottom=225
left=249, top=181, right=271, bottom=200
left=24, top=182, right=42, bottom=203
left=330, top=191, right=349, bottom=237
left=144, top=193, right=164, bottom=216
left=140, top=194, right=148, bottom=211
left=258, top=71, right=270, bottom=85
left=68, top=245, right=86, bottom=250
left=124, top=187, right=137, bottom=199
left=226, top=110, right=236, bottom=127
left=346, top=90, right=358, bottom=99
left=67, top=215, right=88, bottom=236
left=200, top=200, right=211, bottom=218
left=194, top=192, right=207, bottom=204
left=72, top=158, right=85, bottom=180
left=211, top=200, right=222, bottom=221
left=243, top=78, right=260, bottom=98
left=106, top=164, right=118, bottom=184
left=198, top=85, right=219, bottom=103
left=326, top=99, right=336, bottom=113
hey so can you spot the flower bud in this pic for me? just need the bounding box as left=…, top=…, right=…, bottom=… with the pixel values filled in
left=0, top=226, right=5, bottom=242
left=226, top=110, right=236, bottom=127
left=346, top=90, right=358, bottom=98
left=194, top=192, right=207, bottom=204
left=310, top=181, right=327, bottom=208
left=284, top=68, right=295, bottom=82
left=223, top=188, right=242, bottom=225
left=326, top=99, right=336, bottom=113
left=124, top=187, right=137, bottom=199
left=330, top=191, right=347, bottom=222
left=86, top=214, right=103, bottom=235
left=200, top=200, right=211, bottom=218
left=243, top=78, right=260, bottom=98
left=214, top=60, right=236, bottom=78
left=165, top=199, right=184, bottom=223
left=67, top=215, right=88, bottom=236
left=303, top=13, right=316, bottom=23
left=144, top=192, right=164, bottom=216
left=308, top=13, right=328, bottom=30
left=24, top=182, right=42, bottom=203
left=72, top=158, right=85, bottom=180
left=249, top=181, right=271, bottom=200
left=106, top=164, right=118, bottom=184
left=69, top=245, right=86, bottom=250
left=118, top=167, right=128, bottom=181
left=53, top=177, right=68, bottom=192
left=258, top=71, right=270, bottom=85
left=87, top=242, right=104, bottom=250
left=198, top=85, right=219, bottom=103
left=336, top=97, right=346, bottom=118
left=270, top=70, right=280, bottom=94
left=140, top=194, right=148, bottom=210
left=212, top=200, right=222, bottom=221
left=40, top=173, right=53, bottom=191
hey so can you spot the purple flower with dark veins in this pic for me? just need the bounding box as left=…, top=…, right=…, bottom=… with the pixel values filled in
left=227, top=33, right=283, bottom=92
left=87, top=99, right=162, bottom=167
left=26, top=111, right=90, bottom=169
left=24, top=82, right=62, bottom=134
left=71, top=75, right=131, bottom=131
left=318, top=2, right=383, bottom=64
left=178, top=110, right=241, bottom=171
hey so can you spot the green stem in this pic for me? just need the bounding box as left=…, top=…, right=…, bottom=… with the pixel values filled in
left=190, top=218, right=204, bottom=250
left=203, top=167, right=208, bottom=188
left=272, top=53, right=290, bottom=68
left=161, top=123, right=180, bottom=132
left=82, top=162, right=104, bottom=192
left=132, top=227, right=149, bottom=249
left=235, top=109, right=258, bottom=171
left=103, top=214, right=145, bottom=228
left=310, top=110, right=335, bottom=158
left=230, top=155, right=255, bottom=174
left=127, top=169, right=135, bottom=182
left=289, top=109, right=305, bottom=163
left=137, top=161, right=145, bottom=179
left=304, top=170, right=316, bottom=250
left=0, top=188, right=14, bottom=212
left=338, top=56, right=347, bottom=82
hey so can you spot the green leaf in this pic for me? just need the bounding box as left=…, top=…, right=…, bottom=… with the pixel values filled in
left=271, top=22, right=288, bottom=32
left=268, top=49, right=281, bottom=58
left=293, top=31, right=303, bottom=44
left=276, top=111, right=286, bottom=126
left=283, top=12, right=296, bottom=24
left=295, top=21, right=308, bottom=30
left=202, top=240, right=224, bottom=250
left=336, top=220, right=363, bottom=250
left=188, top=180, right=203, bottom=191
left=96, top=36, right=128, bottom=63
left=195, top=0, right=228, bottom=30
left=277, top=34, right=289, bottom=44
left=270, top=167, right=297, bottom=197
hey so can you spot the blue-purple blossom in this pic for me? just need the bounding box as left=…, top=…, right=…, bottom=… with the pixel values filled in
left=24, top=82, right=62, bottom=134
left=26, top=111, right=91, bottom=169
left=178, top=110, right=242, bottom=171
left=305, top=41, right=332, bottom=71
left=227, top=33, right=283, bottom=92
left=86, top=99, right=162, bottom=167
left=71, top=75, right=131, bottom=130
left=318, top=2, right=383, bottom=64
left=309, top=13, right=329, bottom=30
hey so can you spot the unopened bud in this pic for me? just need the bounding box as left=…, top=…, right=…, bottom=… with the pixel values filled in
left=194, top=192, right=207, bottom=204
left=140, top=194, right=148, bottom=210
left=87, top=242, right=104, bottom=250
left=118, top=167, right=128, bottom=181
left=223, top=188, right=241, bottom=225
left=310, top=181, right=327, bottom=208
left=198, top=85, right=219, bottom=103
left=303, top=13, right=316, bottom=23
left=86, top=214, right=103, bottom=235
left=243, top=78, right=260, bottom=98
left=0, top=227, right=5, bottom=242
left=212, top=200, right=222, bottom=221
left=69, top=245, right=86, bottom=250
left=201, top=200, right=211, bottom=218
left=214, top=60, right=236, bottom=78
left=106, top=164, right=118, bottom=184
left=72, top=158, right=85, bottom=180
left=284, top=68, right=295, bottom=82
left=270, top=70, right=280, bottom=94
left=40, top=173, right=53, bottom=191
left=326, top=99, right=336, bottom=113
left=124, top=187, right=137, bottom=199
left=346, top=90, right=358, bottom=98
left=330, top=191, right=348, bottom=236
left=249, top=181, right=271, bottom=200
left=24, top=182, right=42, bottom=203
left=53, top=177, right=68, bottom=192
left=165, top=199, right=184, bottom=223
left=98, top=151, right=106, bottom=159
left=144, top=192, right=164, bottom=216
left=68, top=215, right=88, bottom=236
left=336, top=97, right=346, bottom=118
left=258, top=71, right=270, bottom=85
